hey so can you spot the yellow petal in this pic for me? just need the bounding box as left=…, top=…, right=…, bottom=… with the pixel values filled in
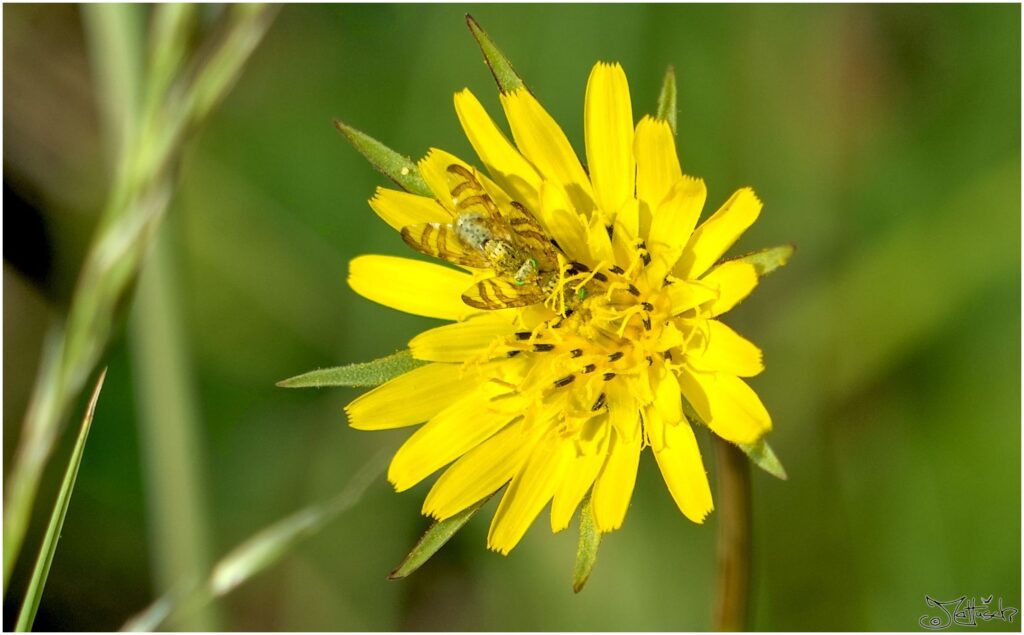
left=345, top=363, right=470, bottom=430
left=606, top=377, right=640, bottom=441
left=550, top=421, right=609, bottom=532
left=651, top=363, right=684, bottom=450
left=688, top=320, right=764, bottom=377
left=488, top=432, right=573, bottom=554
left=500, top=88, right=595, bottom=215
left=653, top=417, right=713, bottom=523
left=677, top=366, right=771, bottom=445
left=586, top=213, right=616, bottom=264
left=348, top=255, right=477, bottom=321
left=423, top=423, right=542, bottom=520
left=584, top=62, right=634, bottom=220
left=701, top=260, right=759, bottom=317
left=454, top=88, right=543, bottom=213
left=368, top=187, right=450, bottom=232
left=675, top=188, right=763, bottom=279
left=591, top=426, right=642, bottom=532
left=388, top=389, right=514, bottom=491
left=538, top=180, right=589, bottom=262
left=666, top=280, right=720, bottom=315
left=634, top=116, right=682, bottom=213
left=409, top=312, right=516, bottom=362
left=646, top=176, right=708, bottom=281
left=643, top=403, right=666, bottom=454
left=610, top=198, right=640, bottom=265
left=417, top=148, right=515, bottom=213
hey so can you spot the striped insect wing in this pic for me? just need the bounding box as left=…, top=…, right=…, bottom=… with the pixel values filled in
left=505, top=202, right=561, bottom=269
left=462, top=276, right=548, bottom=310
left=401, top=222, right=490, bottom=268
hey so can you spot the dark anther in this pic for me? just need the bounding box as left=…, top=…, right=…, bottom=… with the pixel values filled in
left=570, top=348, right=584, bottom=358
left=514, top=331, right=532, bottom=340
left=582, top=364, right=596, bottom=374
left=602, top=372, right=616, bottom=381
left=642, top=316, right=652, bottom=331
left=554, top=374, right=576, bottom=388
left=570, top=261, right=590, bottom=273
left=605, top=224, right=614, bottom=239
left=607, top=351, right=624, bottom=362
left=627, top=284, right=641, bottom=296
left=592, top=272, right=608, bottom=283
left=507, top=350, right=522, bottom=358
left=591, top=393, right=607, bottom=411
left=609, top=265, right=625, bottom=275
left=664, top=350, right=673, bottom=361
left=646, top=355, right=654, bottom=366
left=533, top=343, right=555, bottom=352
left=641, top=252, right=652, bottom=266
left=641, top=301, right=654, bottom=312
left=564, top=308, right=575, bottom=318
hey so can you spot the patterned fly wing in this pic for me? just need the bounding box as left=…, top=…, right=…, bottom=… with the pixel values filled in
left=400, top=223, right=491, bottom=268
left=504, top=201, right=561, bottom=270
left=461, top=276, right=550, bottom=310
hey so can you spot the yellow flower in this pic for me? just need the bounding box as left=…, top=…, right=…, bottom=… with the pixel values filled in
left=345, top=62, right=774, bottom=555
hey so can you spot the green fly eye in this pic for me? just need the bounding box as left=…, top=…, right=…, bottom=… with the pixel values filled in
left=514, top=279, right=526, bottom=286
left=576, top=287, right=588, bottom=300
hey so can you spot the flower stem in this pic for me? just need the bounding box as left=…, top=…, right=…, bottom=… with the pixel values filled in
left=712, top=437, right=752, bottom=631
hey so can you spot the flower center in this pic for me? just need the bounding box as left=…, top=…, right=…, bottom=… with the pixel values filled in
left=478, top=239, right=701, bottom=432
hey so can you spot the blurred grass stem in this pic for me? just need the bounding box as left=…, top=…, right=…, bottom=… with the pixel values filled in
left=712, top=438, right=752, bottom=631
left=2, top=2, right=276, bottom=591
left=130, top=233, right=219, bottom=630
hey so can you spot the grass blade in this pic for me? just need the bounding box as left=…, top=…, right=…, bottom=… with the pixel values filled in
left=121, top=450, right=388, bottom=631
left=278, top=350, right=426, bottom=388
left=572, top=494, right=601, bottom=593
left=389, top=494, right=494, bottom=580
left=2, top=5, right=275, bottom=589
left=14, top=370, right=107, bottom=631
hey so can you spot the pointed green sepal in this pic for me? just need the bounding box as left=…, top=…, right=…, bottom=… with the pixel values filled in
left=332, top=119, right=432, bottom=197
left=572, top=494, right=601, bottom=593
left=729, top=244, right=796, bottom=278
left=736, top=438, right=788, bottom=480
left=388, top=494, right=494, bottom=580
left=466, top=14, right=524, bottom=93
left=277, top=350, right=425, bottom=388
left=656, top=65, right=677, bottom=135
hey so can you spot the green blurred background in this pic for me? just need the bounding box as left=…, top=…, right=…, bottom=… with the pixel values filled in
left=3, top=3, right=1020, bottom=631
